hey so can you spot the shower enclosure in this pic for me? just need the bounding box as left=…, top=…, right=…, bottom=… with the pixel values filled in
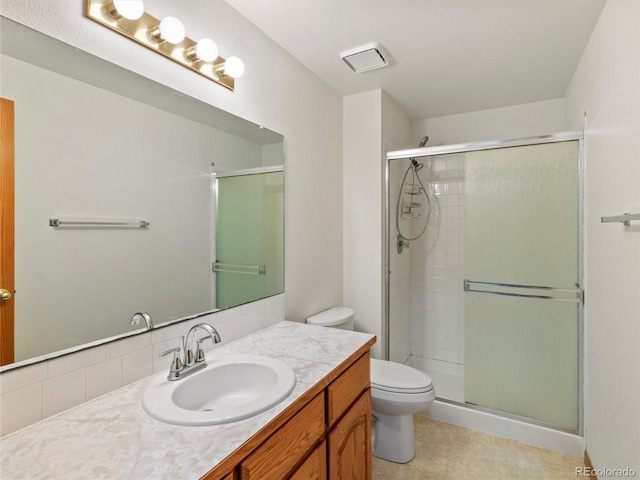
left=384, top=132, right=583, bottom=433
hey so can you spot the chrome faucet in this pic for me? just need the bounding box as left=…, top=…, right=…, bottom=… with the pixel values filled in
left=184, top=323, right=222, bottom=366
left=159, top=323, right=221, bottom=381
left=130, top=312, right=154, bottom=330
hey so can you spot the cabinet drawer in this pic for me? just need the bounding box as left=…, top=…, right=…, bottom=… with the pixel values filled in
left=289, top=440, right=327, bottom=480
left=240, top=393, right=325, bottom=479
left=326, top=352, right=370, bottom=426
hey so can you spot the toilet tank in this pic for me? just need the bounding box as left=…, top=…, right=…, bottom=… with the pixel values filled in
left=306, top=307, right=354, bottom=331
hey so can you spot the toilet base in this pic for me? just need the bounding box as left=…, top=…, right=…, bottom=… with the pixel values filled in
left=371, top=410, right=415, bottom=464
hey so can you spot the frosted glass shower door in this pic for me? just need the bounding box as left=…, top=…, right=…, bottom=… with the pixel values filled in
left=464, top=141, right=580, bottom=430
left=214, top=171, right=283, bottom=310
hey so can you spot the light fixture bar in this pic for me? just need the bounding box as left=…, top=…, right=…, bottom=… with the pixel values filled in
left=85, top=0, right=236, bottom=91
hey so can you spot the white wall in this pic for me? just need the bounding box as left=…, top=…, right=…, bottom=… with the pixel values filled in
left=343, top=90, right=383, bottom=358
left=412, top=98, right=565, bottom=146
left=564, top=0, right=640, bottom=474
left=0, top=0, right=342, bottom=433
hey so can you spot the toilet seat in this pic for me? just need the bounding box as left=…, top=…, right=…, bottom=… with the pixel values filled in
left=370, top=358, right=433, bottom=394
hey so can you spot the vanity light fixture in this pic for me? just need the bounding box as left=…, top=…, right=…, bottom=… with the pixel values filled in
left=186, top=38, right=219, bottom=63
left=85, top=0, right=244, bottom=91
left=215, top=56, right=245, bottom=79
left=149, top=16, right=186, bottom=45
left=107, top=0, right=144, bottom=21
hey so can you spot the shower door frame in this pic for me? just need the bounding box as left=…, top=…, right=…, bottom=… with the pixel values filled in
left=383, top=131, right=585, bottom=435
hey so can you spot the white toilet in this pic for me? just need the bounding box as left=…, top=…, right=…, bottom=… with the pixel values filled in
left=306, top=307, right=435, bottom=464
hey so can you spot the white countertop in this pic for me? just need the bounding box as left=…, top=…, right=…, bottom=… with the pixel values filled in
left=0, top=321, right=375, bottom=480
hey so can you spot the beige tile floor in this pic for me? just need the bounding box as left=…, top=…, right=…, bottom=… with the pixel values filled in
left=372, top=415, right=586, bottom=480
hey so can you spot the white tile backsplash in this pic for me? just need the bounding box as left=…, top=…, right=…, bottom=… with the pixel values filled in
left=0, top=383, right=41, bottom=435
left=0, top=362, right=47, bottom=394
left=86, top=357, right=122, bottom=401
left=0, top=294, right=285, bottom=437
left=42, top=369, right=86, bottom=418
left=47, top=345, right=106, bottom=378
left=121, top=346, right=153, bottom=385
left=105, top=332, right=151, bottom=359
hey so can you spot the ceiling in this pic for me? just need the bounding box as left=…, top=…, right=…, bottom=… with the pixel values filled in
left=224, top=0, right=606, bottom=120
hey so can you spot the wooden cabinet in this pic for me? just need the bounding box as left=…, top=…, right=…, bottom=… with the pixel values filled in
left=328, top=392, right=371, bottom=480
left=326, top=353, right=370, bottom=426
left=289, top=441, right=327, bottom=480
left=240, top=394, right=325, bottom=479
left=201, top=350, right=372, bottom=480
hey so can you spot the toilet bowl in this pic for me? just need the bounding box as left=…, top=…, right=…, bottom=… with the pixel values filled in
left=306, top=307, right=435, bottom=464
left=370, top=358, right=435, bottom=463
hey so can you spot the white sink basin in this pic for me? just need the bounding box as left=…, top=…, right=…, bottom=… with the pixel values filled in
left=142, top=354, right=296, bottom=426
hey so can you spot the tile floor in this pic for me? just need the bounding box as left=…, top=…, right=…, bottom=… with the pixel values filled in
left=372, top=415, right=586, bottom=479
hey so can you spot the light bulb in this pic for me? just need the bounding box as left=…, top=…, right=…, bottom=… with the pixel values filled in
left=223, top=56, right=245, bottom=79
left=155, top=16, right=186, bottom=45
left=195, top=38, right=218, bottom=62
left=109, top=0, right=144, bottom=20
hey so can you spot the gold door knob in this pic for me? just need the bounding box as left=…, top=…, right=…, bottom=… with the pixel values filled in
left=0, top=289, right=12, bottom=301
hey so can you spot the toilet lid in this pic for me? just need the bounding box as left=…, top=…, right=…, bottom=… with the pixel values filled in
left=305, top=307, right=354, bottom=327
left=370, top=359, right=433, bottom=394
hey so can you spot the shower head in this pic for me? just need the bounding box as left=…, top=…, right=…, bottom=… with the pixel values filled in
left=409, top=136, right=428, bottom=171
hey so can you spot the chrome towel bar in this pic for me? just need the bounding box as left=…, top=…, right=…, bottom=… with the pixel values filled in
left=600, top=212, right=640, bottom=226
left=49, top=218, right=149, bottom=228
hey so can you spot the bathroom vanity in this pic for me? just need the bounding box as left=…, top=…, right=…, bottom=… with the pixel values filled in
left=0, top=321, right=375, bottom=479
left=216, top=347, right=371, bottom=479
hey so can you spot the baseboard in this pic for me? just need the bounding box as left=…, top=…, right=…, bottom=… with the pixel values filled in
left=584, top=450, right=598, bottom=479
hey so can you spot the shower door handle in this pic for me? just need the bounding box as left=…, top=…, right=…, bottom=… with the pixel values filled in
left=464, top=280, right=583, bottom=303
left=213, top=262, right=265, bottom=275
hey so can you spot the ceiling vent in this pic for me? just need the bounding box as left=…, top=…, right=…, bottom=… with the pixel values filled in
left=340, top=43, right=388, bottom=73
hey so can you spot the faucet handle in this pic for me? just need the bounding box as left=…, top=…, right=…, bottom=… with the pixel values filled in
left=195, top=336, right=213, bottom=363
left=160, top=347, right=183, bottom=379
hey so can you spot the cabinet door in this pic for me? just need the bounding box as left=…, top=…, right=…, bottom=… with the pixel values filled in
left=240, top=394, right=325, bottom=479
left=289, top=440, right=327, bottom=480
left=327, top=390, right=371, bottom=480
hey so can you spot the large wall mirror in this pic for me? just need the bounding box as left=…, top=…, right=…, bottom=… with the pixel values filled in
left=0, top=17, right=284, bottom=370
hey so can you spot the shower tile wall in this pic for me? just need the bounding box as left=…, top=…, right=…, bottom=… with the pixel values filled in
left=410, top=154, right=465, bottom=371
